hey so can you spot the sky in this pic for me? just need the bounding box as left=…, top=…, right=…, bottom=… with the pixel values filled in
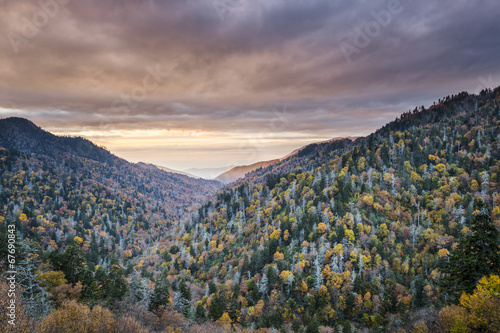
left=1, top=0, right=499, bottom=170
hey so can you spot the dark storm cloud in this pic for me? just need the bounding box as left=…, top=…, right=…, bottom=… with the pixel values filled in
left=1, top=0, right=499, bottom=139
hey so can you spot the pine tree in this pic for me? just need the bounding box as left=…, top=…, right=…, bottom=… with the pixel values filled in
left=149, top=280, right=170, bottom=312
left=195, top=301, right=206, bottom=321
left=208, top=291, right=224, bottom=320
left=306, top=316, right=320, bottom=333
left=175, top=278, right=191, bottom=316
left=440, top=199, right=500, bottom=300
left=49, top=240, right=88, bottom=285
left=102, top=265, right=128, bottom=301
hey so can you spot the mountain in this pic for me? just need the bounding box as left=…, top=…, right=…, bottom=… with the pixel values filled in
left=215, top=159, right=280, bottom=184
left=0, top=117, right=119, bottom=165
left=0, top=117, right=221, bottom=259
left=132, top=87, right=500, bottom=331
left=214, top=138, right=362, bottom=184
left=136, top=162, right=197, bottom=178
left=184, top=165, right=235, bottom=179
left=280, top=136, right=361, bottom=161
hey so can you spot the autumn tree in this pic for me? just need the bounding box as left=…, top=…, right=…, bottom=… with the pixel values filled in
left=438, top=275, right=500, bottom=332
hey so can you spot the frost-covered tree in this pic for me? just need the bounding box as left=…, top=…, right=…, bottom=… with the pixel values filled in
left=259, top=273, right=268, bottom=298
left=313, top=255, right=323, bottom=291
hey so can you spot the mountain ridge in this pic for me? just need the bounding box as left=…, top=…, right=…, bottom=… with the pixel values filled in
left=137, top=87, right=500, bottom=331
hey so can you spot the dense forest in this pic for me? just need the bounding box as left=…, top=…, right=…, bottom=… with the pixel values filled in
left=1, top=88, right=500, bottom=332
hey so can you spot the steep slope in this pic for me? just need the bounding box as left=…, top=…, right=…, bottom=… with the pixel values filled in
left=215, top=159, right=280, bottom=184
left=138, top=88, right=500, bottom=331
left=0, top=118, right=221, bottom=265
left=215, top=138, right=361, bottom=184
left=231, top=136, right=359, bottom=186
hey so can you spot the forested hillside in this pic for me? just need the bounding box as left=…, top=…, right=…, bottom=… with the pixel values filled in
left=136, top=88, right=500, bottom=331
left=1, top=88, right=499, bottom=332
left=0, top=118, right=221, bottom=266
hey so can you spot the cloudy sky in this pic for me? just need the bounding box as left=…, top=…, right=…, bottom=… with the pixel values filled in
left=1, top=0, right=499, bottom=170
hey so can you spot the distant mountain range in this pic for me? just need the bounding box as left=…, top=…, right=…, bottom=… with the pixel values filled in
left=214, top=159, right=280, bottom=184
left=136, top=162, right=197, bottom=178
left=183, top=166, right=235, bottom=179
left=142, top=137, right=363, bottom=184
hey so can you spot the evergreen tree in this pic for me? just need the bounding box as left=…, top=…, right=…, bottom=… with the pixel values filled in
left=101, top=265, right=128, bottom=302
left=174, top=278, right=192, bottom=316
left=440, top=199, right=500, bottom=300
left=195, top=301, right=206, bottom=321
left=306, top=316, right=320, bottom=333
left=208, top=291, right=224, bottom=320
left=149, top=280, right=170, bottom=312
left=49, top=240, right=88, bottom=285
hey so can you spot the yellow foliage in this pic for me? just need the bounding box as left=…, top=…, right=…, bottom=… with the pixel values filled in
left=474, top=275, right=500, bottom=295
left=279, top=270, right=294, bottom=282
left=435, top=163, right=447, bottom=173
left=438, top=248, right=449, bottom=257
left=349, top=250, right=357, bottom=263
left=345, top=229, right=355, bottom=244
left=428, top=154, right=440, bottom=162
left=439, top=275, right=500, bottom=333
left=470, top=180, right=479, bottom=191
left=73, top=236, right=83, bottom=245
left=270, top=229, right=281, bottom=240
left=318, top=285, right=329, bottom=299
left=373, top=202, right=383, bottom=213
left=274, top=251, right=284, bottom=262
left=410, top=171, right=423, bottom=182
left=332, top=244, right=343, bottom=254
left=362, top=195, right=374, bottom=207
left=217, top=243, right=224, bottom=252
left=317, top=222, right=327, bottom=234
left=217, top=312, right=232, bottom=326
